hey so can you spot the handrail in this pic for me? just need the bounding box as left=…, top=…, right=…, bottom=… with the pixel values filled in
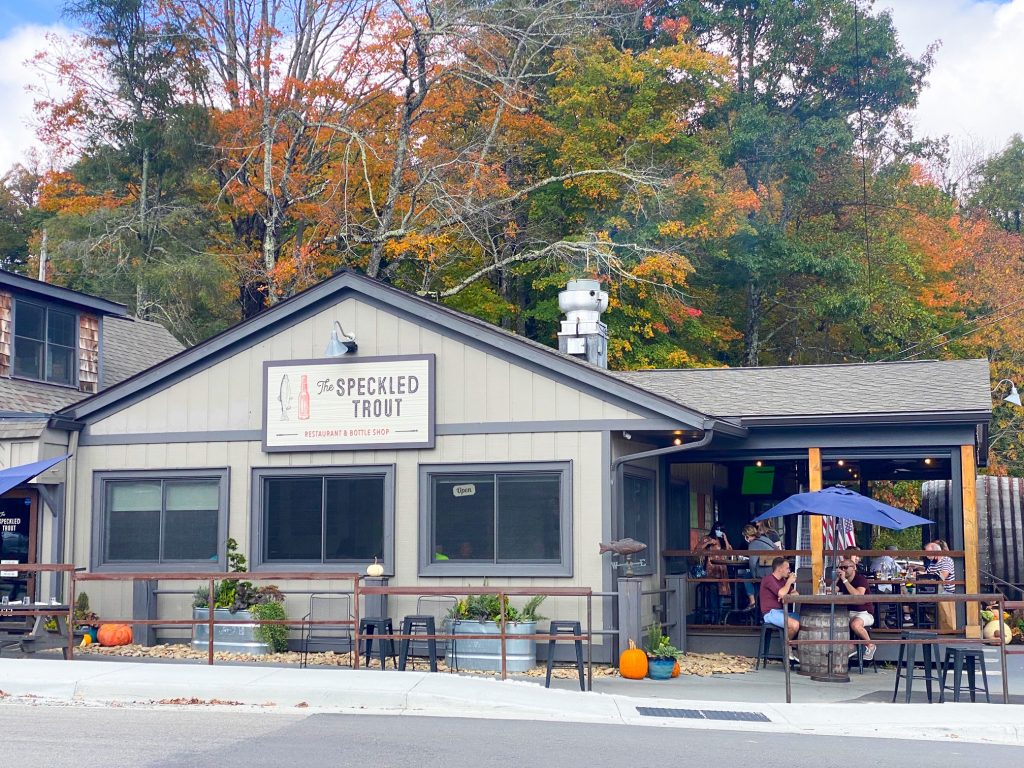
left=70, top=572, right=595, bottom=685
left=982, top=569, right=1024, bottom=598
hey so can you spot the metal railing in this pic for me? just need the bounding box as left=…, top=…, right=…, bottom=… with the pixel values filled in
left=66, top=571, right=595, bottom=687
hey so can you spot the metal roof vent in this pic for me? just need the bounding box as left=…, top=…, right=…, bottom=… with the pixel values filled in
left=557, top=279, right=609, bottom=368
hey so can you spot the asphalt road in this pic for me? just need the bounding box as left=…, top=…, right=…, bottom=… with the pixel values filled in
left=0, top=706, right=1019, bottom=767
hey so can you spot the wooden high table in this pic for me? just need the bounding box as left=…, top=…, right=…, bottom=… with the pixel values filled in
left=783, top=594, right=869, bottom=684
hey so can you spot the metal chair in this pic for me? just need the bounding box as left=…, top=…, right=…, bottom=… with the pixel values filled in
left=301, top=593, right=353, bottom=668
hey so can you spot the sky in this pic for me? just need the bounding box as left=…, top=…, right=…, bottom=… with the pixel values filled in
left=0, top=0, right=1020, bottom=172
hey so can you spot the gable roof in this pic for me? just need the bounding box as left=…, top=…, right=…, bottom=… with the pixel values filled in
left=59, top=270, right=738, bottom=434
left=0, top=269, right=127, bottom=316
left=609, top=359, right=993, bottom=424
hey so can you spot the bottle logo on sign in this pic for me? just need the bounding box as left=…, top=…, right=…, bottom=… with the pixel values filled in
left=452, top=484, right=476, bottom=497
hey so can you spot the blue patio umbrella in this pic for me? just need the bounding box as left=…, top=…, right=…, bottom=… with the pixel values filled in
left=752, top=484, right=932, bottom=530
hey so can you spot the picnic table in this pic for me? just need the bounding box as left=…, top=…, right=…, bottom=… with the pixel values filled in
left=0, top=602, right=73, bottom=658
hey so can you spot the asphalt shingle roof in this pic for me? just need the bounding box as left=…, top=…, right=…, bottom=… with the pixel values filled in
left=101, top=316, right=185, bottom=388
left=608, top=359, right=993, bottom=420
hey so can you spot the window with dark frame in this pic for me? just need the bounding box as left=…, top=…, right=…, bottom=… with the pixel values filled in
left=430, top=470, right=562, bottom=564
left=13, top=298, right=77, bottom=385
left=103, top=478, right=220, bottom=563
left=261, top=474, right=386, bottom=563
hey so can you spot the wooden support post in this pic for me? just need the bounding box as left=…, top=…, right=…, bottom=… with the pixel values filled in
left=961, top=444, right=981, bottom=638
left=809, top=448, right=823, bottom=593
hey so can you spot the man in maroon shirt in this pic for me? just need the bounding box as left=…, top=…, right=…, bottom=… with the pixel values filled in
left=759, top=557, right=800, bottom=642
left=836, top=559, right=876, bottom=660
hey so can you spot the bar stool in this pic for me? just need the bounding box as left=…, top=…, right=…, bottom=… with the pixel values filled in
left=755, top=623, right=786, bottom=670
left=939, top=646, right=990, bottom=703
left=398, top=615, right=438, bottom=672
left=892, top=630, right=938, bottom=703
left=359, top=616, right=397, bottom=670
left=544, top=621, right=585, bottom=691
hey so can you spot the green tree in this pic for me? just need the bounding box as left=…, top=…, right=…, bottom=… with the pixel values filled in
left=971, top=134, right=1024, bottom=234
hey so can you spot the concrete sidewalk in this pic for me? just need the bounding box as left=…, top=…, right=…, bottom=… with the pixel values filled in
left=1, top=658, right=1020, bottom=746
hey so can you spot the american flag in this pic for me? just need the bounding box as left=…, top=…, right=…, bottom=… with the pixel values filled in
left=823, top=515, right=857, bottom=559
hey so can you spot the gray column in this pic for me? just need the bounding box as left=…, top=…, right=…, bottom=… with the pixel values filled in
left=665, top=575, right=687, bottom=653
left=616, top=577, right=643, bottom=656
left=364, top=577, right=389, bottom=619
left=132, top=579, right=158, bottom=646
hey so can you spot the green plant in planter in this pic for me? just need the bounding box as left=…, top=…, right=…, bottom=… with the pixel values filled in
left=74, top=591, right=100, bottom=631
left=645, top=624, right=681, bottom=660
left=448, top=594, right=546, bottom=623
left=191, top=538, right=288, bottom=652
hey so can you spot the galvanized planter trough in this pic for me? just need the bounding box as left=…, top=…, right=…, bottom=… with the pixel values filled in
left=446, top=619, right=537, bottom=672
left=191, top=608, right=270, bottom=655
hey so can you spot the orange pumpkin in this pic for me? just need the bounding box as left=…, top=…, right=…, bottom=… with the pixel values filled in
left=619, top=638, right=648, bottom=680
left=97, top=624, right=133, bottom=647
left=671, top=660, right=680, bottom=678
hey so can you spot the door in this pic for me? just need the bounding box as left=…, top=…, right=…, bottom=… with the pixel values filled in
left=0, top=490, right=37, bottom=602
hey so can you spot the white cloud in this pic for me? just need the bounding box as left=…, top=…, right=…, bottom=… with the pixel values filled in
left=883, top=0, right=1024, bottom=153
left=0, top=23, right=73, bottom=173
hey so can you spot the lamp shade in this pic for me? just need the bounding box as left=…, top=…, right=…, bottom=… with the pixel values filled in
left=1005, top=384, right=1022, bottom=407
left=324, top=320, right=357, bottom=357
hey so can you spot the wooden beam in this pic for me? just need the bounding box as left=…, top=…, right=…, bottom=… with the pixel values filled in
left=809, top=448, right=823, bottom=592
left=961, top=444, right=980, bottom=638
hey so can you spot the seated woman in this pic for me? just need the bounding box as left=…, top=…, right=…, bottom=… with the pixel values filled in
left=698, top=524, right=735, bottom=622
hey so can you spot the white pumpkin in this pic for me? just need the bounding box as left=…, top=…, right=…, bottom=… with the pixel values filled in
left=982, top=619, right=1012, bottom=644
left=366, top=558, right=385, bottom=578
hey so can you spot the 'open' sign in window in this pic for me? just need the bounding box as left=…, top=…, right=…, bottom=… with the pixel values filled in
left=452, top=484, right=476, bottom=497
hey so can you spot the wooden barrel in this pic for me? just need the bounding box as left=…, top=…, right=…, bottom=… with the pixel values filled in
left=799, top=604, right=850, bottom=682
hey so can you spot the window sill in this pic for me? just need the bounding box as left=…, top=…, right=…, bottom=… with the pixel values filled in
left=419, top=562, right=572, bottom=578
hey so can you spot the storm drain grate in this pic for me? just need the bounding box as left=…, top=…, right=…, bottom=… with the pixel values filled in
left=636, top=707, right=770, bottom=723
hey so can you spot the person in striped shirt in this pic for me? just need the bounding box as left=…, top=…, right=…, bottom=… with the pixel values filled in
left=918, top=539, right=956, bottom=631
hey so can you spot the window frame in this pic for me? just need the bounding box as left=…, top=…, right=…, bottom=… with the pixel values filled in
left=419, top=461, right=573, bottom=578
left=250, top=465, right=395, bottom=574
left=91, top=468, right=229, bottom=572
left=12, top=297, right=79, bottom=387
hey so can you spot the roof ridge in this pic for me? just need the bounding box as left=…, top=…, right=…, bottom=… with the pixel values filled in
left=616, top=358, right=989, bottom=374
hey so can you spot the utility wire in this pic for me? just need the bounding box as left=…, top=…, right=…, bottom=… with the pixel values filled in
left=881, top=293, right=1024, bottom=361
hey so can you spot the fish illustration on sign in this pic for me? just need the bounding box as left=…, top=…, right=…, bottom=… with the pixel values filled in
left=598, top=538, right=647, bottom=556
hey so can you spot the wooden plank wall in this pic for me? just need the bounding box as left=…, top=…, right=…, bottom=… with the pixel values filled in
left=78, top=313, right=100, bottom=392
left=0, top=290, right=10, bottom=376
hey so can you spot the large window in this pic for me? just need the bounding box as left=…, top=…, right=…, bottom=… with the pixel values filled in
left=420, top=462, right=572, bottom=577
left=93, top=470, right=227, bottom=570
left=13, top=299, right=77, bottom=385
left=252, top=466, right=394, bottom=570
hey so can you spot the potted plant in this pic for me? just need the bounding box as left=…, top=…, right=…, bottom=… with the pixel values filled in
left=446, top=594, right=546, bottom=672
left=645, top=624, right=681, bottom=680
left=191, top=538, right=288, bottom=654
left=74, top=591, right=101, bottom=644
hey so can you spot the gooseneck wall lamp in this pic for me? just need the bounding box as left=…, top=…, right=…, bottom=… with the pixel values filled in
left=993, top=379, right=1022, bottom=407
left=324, top=320, right=358, bottom=357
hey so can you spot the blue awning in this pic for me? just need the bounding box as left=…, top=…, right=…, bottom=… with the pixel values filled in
left=0, top=455, right=71, bottom=496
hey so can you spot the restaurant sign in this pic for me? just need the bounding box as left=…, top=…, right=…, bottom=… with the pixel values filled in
left=263, top=354, right=435, bottom=452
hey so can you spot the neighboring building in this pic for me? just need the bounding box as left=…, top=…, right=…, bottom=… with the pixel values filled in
left=1, top=270, right=995, bottom=658
left=0, top=269, right=183, bottom=601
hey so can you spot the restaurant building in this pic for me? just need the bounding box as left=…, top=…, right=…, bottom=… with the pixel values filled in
left=2, top=270, right=994, bottom=659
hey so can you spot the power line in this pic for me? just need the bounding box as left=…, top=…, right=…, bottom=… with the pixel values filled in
left=882, top=294, right=1024, bottom=361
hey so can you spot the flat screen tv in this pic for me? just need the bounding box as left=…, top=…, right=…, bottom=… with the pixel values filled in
left=741, top=465, right=775, bottom=495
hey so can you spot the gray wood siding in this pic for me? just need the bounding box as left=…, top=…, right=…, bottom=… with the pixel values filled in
left=86, top=298, right=647, bottom=437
